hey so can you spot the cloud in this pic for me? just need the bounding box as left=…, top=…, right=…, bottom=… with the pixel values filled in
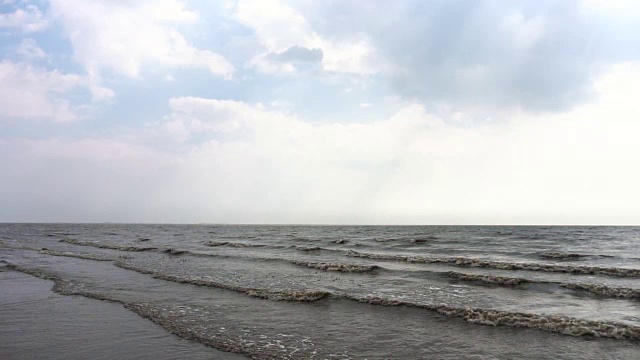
left=16, top=38, right=46, bottom=59
left=150, top=63, right=640, bottom=224
left=49, top=0, right=235, bottom=80
left=159, top=97, right=272, bottom=141
left=0, top=4, right=48, bottom=32
left=11, top=62, right=626, bottom=223
left=2, top=2, right=640, bottom=224
left=234, top=0, right=382, bottom=75
left=270, top=46, right=323, bottom=63
left=296, top=0, right=640, bottom=112
left=0, top=60, right=110, bottom=122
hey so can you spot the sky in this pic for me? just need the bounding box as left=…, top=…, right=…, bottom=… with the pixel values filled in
left=1, top=0, right=640, bottom=224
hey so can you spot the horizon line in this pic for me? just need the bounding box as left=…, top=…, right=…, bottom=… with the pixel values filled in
left=1, top=222, right=638, bottom=227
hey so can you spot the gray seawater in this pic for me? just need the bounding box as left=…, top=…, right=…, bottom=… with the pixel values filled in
left=1, top=224, right=640, bottom=359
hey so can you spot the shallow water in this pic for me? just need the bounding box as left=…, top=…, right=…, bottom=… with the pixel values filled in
left=0, top=270, right=242, bottom=360
left=1, top=224, right=640, bottom=358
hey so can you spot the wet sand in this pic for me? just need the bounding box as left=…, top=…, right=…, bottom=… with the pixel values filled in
left=0, top=270, right=244, bottom=360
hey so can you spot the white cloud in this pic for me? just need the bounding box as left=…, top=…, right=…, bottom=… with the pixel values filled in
left=0, top=4, right=48, bottom=32
left=16, top=38, right=46, bottom=59
left=0, top=60, right=111, bottom=122
left=2, top=63, right=640, bottom=224
left=49, top=0, right=235, bottom=80
left=151, top=63, right=640, bottom=224
left=234, top=0, right=382, bottom=75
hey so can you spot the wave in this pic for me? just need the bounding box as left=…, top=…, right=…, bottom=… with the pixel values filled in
left=204, top=241, right=266, bottom=248
left=2, top=262, right=262, bottom=358
left=114, top=261, right=329, bottom=302
left=162, top=248, right=190, bottom=256
left=205, top=241, right=332, bottom=253
left=33, top=248, right=640, bottom=303
left=39, top=249, right=115, bottom=261
left=411, top=236, right=439, bottom=243
left=288, top=260, right=378, bottom=273
left=9, top=260, right=640, bottom=342
left=561, top=283, right=640, bottom=300
left=59, top=238, right=157, bottom=252
left=0, top=243, right=40, bottom=251
left=124, top=302, right=299, bottom=359
left=445, top=271, right=640, bottom=299
left=294, top=246, right=323, bottom=252
left=446, top=272, right=529, bottom=286
left=346, top=250, right=640, bottom=278
left=2, top=262, right=57, bottom=281
left=110, top=261, right=640, bottom=341
left=539, top=252, right=614, bottom=261
left=44, top=232, right=77, bottom=237
left=2, top=262, right=116, bottom=303
left=343, top=294, right=640, bottom=341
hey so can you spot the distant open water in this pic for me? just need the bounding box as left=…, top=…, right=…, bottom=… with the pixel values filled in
left=1, top=224, right=640, bottom=359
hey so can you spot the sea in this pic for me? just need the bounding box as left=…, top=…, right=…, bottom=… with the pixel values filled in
left=1, top=224, right=640, bottom=359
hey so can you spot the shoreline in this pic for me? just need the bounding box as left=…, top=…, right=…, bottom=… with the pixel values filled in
left=0, top=270, right=245, bottom=360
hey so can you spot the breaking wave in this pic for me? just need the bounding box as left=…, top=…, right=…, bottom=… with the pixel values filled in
left=39, top=249, right=115, bottom=261
left=114, top=261, right=329, bottom=302
left=204, top=241, right=266, bottom=248
left=59, top=238, right=157, bottom=252
left=32, top=249, right=640, bottom=303
left=1, top=263, right=264, bottom=358
left=2, top=262, right=304, bottom=358
left=124, top=303, right=315, bottom=359
left=346, top=250, right=640, bottom=278
left=7, top=260, right=640, bottom=342
left=2, top=262, right=118, bottom=303
left=344, top=294, right=640, bottom=341
left=411, top=236, right=439, bottom=243
left=446, top=271, right=530, bottom=286
left=561, top=283, right=640, bottom=300
left=162, top=248, right=191, bottom=256
left=539, top=252, right=612, bottom=261
left=288, top=260, right=378, bottom=273
left=294, top=246, right=323, bottom=252
left=108, top=262, right=640, bottom=340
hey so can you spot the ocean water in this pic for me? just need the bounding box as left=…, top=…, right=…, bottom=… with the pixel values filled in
left=1, top=224, right=640, bottom=359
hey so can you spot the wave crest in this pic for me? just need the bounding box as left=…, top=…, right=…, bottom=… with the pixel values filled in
left=345, top=294, right=640, bottom=341
left=446, top=272, right=529, bottom=286
left=39, top=249, right=115, bottom=261
left=114, top=261, right=329, bottom=302
left=561, top=283, right=640, bottom=300
left=346, top=250, right=640, bottom=278
left=289, top=260, right=378, bottom=273
left=60, top=238, right=157, bottom=252
left=205, top=241, right=265, bottom=248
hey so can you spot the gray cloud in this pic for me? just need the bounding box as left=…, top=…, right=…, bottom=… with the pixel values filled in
left=270, top=46, right=324, bottom=63
left=299, top=0, right=640, bottom=112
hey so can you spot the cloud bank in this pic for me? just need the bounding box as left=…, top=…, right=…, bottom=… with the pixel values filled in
left=1, top=0, right=640, bottom=224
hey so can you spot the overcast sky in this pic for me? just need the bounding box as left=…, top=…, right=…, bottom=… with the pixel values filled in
left=1, top=0, right=640, bottom=224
